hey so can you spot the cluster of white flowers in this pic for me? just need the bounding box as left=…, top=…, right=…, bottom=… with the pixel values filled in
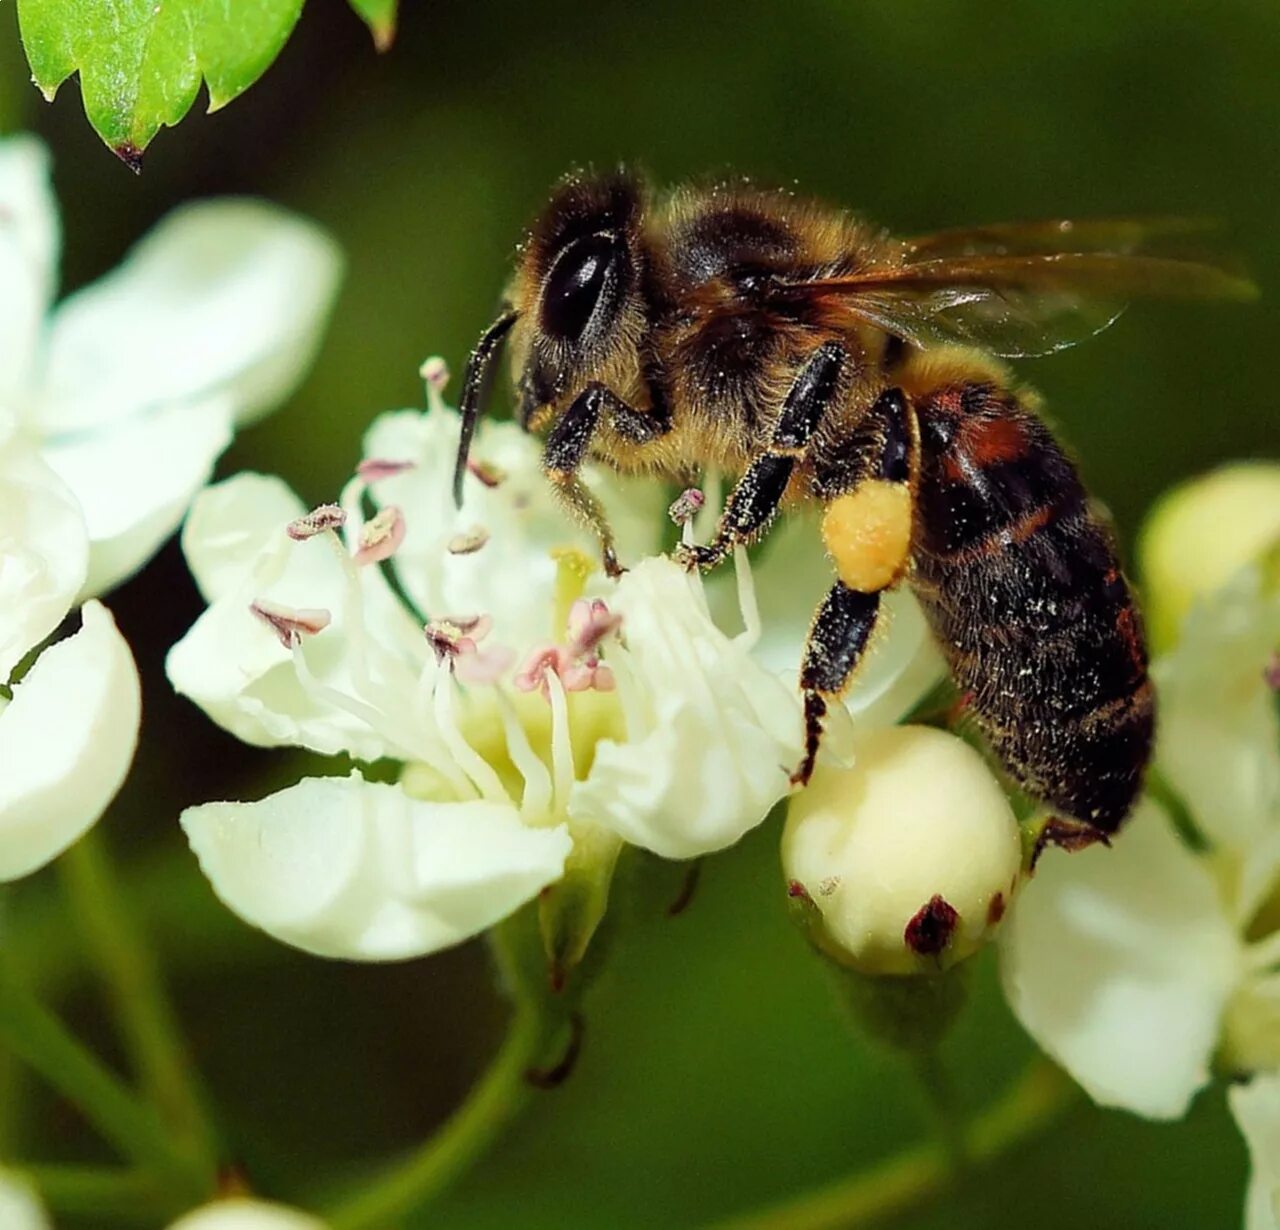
left=6, top=122, right=1276, bottom=1230
left=167, top=372, right=937, bottom=965
left=0, top=134, right=340, bottom=883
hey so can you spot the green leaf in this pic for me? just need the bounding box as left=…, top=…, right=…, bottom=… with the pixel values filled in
left=347, top=0, right=397, bottom=51
left=15, top=0, right=305, bottom=165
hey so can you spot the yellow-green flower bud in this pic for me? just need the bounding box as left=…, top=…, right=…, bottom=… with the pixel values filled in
left=1139, top=462, right=1280, bottom=653
left=782, top=726, right=1021, bottom=976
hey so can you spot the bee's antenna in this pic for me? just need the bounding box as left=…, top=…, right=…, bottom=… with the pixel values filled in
left=453, top=308, right=519, bottom=508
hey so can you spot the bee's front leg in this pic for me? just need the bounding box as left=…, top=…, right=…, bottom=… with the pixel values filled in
left=676, top=341, right=846, bottom=573
left=543, top=382, right=664, bottom=578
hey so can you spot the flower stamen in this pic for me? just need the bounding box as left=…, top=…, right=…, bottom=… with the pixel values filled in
left=419, top=355, right=450, bottom=395
left=249, top=600, right=332, bottom=648
left=733, top=544, right=761, bottom=648
left=447, top=526, right=490, bottom=555
left=426, top=614, right=514, bottom=685
left=286, top=504, right=346, bottom=541
left=355, top=506, right=406, bottom=566
left=545, top=670, right=575, bottom=811
left=669, top=487, right=705, bottom=528
left=432, top=672, right=508, bottom=803
left=493, top=687, right=553, bottom=819
left=356, top=459, right=416, bottom=483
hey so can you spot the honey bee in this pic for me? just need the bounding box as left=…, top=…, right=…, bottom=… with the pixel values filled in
left=452, top=170, right=1253, bottom=843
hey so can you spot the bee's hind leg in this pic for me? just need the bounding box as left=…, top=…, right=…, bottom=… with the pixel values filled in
left=543, top=382, right=665, bottom=578
left=792, top=387, right=921, bottom=786
left=793, top=585, right=884, bottom=786
left=677, top=341, right=847, bottom=572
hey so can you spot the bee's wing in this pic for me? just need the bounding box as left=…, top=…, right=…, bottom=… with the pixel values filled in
left=903, top=216, right=1217, bottom=259
left=794, top=220, right=1255, bottom=358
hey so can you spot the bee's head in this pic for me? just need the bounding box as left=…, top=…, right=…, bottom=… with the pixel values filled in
left=453, top=169, right=648, bottom=506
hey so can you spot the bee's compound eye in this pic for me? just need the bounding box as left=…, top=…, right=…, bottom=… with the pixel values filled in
left=541, top=233, right=623, bottom=340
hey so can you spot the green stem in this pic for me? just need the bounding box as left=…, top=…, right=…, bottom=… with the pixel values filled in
left=326, top=911, right=573, bottom=1230
left=911, top=1050, right=967, bottom=1173
left=23, top=1164, right=180, bottom=1221
left=326, top=1003, right=560, bottom=1230
left=57, top=830, right=218, bottom=1176
left=0, top=958, right=209, bottom=1202
left=704, top=1060, right=1073, bottom=1230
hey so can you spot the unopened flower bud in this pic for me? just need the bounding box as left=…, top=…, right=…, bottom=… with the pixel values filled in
left=782, top=726, right=1021, bottom=976
left=1138, top=461, right=1280, bottom=652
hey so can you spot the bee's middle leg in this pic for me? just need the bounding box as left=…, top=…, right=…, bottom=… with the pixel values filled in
left=543, top=382, right=665, bottom=578
left=677, top=341, right=846, bottom=571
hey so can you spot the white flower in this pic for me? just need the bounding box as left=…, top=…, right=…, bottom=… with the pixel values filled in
left=0, top=133, right=341, bottom=596
left=170, top=379, right=932, bottom=962
left=0, top=131, right=336, bottom=881
left=1000, top=562, right=1280, bottom=1120
left=0, top=1171, right=49, bottom=1230
left=1231, top=1073, right=1280, bottom=1230
left=0, top=436, right=140, bottom=880
left=782, top=726, right=1022, bottom=975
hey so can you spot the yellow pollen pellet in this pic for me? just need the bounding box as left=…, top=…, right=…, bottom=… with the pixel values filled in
left=821, top=481, right=912, bottom=593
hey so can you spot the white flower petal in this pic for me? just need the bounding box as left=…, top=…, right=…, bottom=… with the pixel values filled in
left=0, top=601, right=140, bottom=881
left=1230, top=1074, right=1280, bottom=1230
left=569, top=558, right=802, bottom=859
left=40, top=200, right=341, bottom=435
left=0, top=1170, right=50, bottom=1230
left=0, top=135, right=58, bottom=410
left=1156, top=565, right=1280, bottom=855
left=42, top=397, right=234, bottom=597
left=182, top=773, right=571, bottom=960
left=363, top=407, right=665, bottom=646
left=167, top=1197, right=326, bottom=1230
left=182, top=472, right=306, bottom=603
left=168, top=504, right=418, bottom=761
left=0, top=438, right=87, bottom=678
left=1000, top=800, right=1240, bottom=1119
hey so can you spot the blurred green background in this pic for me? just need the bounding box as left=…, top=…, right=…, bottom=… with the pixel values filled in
left=2, top=0, right=1276, bottom=1225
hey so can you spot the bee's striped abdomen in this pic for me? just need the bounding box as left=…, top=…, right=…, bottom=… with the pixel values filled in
left=910, top=384, right=1153, bottom=833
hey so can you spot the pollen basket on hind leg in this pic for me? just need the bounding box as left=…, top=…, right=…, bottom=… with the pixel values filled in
left=821, top=481, right=912, bottom=593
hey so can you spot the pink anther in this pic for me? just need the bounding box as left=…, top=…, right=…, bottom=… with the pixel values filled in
left=250, top=600, right=332, bottom=649
left=354, top=506, right=406, bottom=566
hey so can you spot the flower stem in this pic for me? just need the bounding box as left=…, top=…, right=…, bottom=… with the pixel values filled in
left=704, top=1059, right=1073, bottom=1230
left=23, top=1164, right=180, bottom=1221
left=325, top=1003, right=560, bottom=1230
left=0, top=957, right=209, bottom=1201
left=325, top=912, right=575, bottom=1230
left=911, top=1049, right=968, bottom=1173
left=56, top=829, right=219, bottom=1178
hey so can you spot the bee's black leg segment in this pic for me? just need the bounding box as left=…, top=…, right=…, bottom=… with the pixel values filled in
left=793, top=583, right=882, bottom=786
left=453, top=308, right=518, bottom=508
left=543, top=383, right=662, bottom=578
left=680, top=343, right=846, bottom=571
left=678, top=454, right=796, bottom=570
left=773, top=341, right=847, bottom=450
left=871, top=387, right=919, bottom=485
